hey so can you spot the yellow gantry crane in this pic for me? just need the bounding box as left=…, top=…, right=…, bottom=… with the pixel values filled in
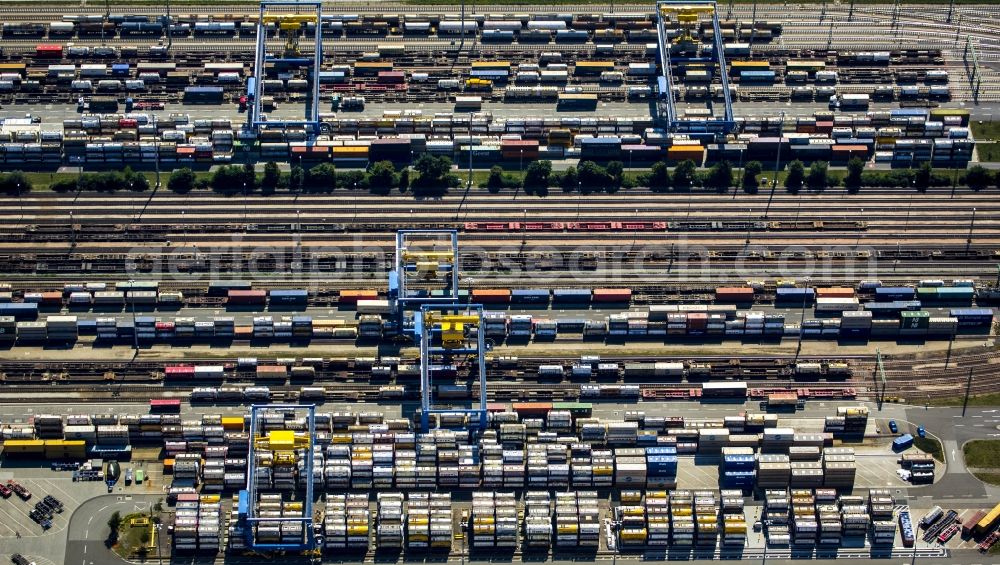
left=402, top=250, right=455, bottom=280
left=261, top=14, right=317, bottom=57
left=422, top=311, right=479, bottom=349
left=658, top=3, right=715, bottom=44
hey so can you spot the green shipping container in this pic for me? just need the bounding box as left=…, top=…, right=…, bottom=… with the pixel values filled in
left=900, top=310, right=930, bottom=329
left=915, top=287, right=938, bottom=300
left=552, top=402, right=593, bottom=416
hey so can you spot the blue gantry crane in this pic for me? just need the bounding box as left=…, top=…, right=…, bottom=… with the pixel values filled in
left=656, top=0, right=736, bottom=134
left=239, top=404, right=318, bottom=552
left=415, top=304, right=488, bottom=432
left=389, top=230, right=460, bottom=329
left=388, top=230, right=487, bottom=432
left=248, top=0, right=323, bottom=138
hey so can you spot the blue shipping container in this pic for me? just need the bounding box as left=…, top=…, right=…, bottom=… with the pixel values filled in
left=510, top=289, right=550, bottom=303
left=0, top=303, right=38, bottom=320
left=552, top=288, right=592, bottom=302
left=269, top=289, right=309, bottom=302
left=893, top=434, right=914, bottom=451
left=775, top=287, right=816, bottom=302
left=740, top=70, right=775, bottom=81
left=950, top=308, right=993, bottom=326
left=875, top=287, right=916, bottom=300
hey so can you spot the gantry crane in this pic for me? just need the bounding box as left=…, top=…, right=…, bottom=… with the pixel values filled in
left=655, top=0, right=735, bottom=134
left=249, top=0, right=323, bottom=138
left=240, top=404, right=318, bottom=552
left=416, top=305, right=488, bottom=432
left=390, top=230, right=460, bottom=329
left=261, top=14, right=315, bottom=58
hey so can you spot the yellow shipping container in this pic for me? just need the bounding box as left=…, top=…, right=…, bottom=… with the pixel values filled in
left=312, top=319, right=345, bottom=329
left=620, top=491, right=642, bottom=504
left=348, top=525, right=369, bottom=536
left=620, top=529, right=647, bottom=541
left=200, top=494, right=221, bottom=504
left=557, top=524, right=579, bottom=534
left=471, top=61, right=511, bottom=70
left=269, top=430, right=296, bottom=450
left=332, top=146, right=369, bottom=157
left=3, top=439, right=45, bottom=453
left=221, top=417, right=245, bottom=431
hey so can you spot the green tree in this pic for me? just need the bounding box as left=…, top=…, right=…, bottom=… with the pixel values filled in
left=242, top=162, right=257, bottom=192
left=210, top=165, right=242, bottom=193
left=844, top=157, right=864, bottom=193
left=139, top=528, right=151, bottom=545
left=559, top=166, right=578, bottom=192
left=338, top=169, right=367, bottom=190
left=367, top=160, right=397, bottom=195
left=605, top=161, right=624, bottom=193
left=51, top=178, right=79, bottom=193
left=107, top=510, right=121, bottom=543
left=914, top=162, right=932, bottom=192
left=806, top=161, right=829, bottom=191
left=288, top=165, right=304, bottom=193
left=167, top=167, right=197, bottom=194
left=261, top=161, right=282, bottom=194
left=0, top=171, right=32, bottom=194
left=965, top=165, right=990, bottom=191
left=742, top=160, right=762, bottom=194
left=523, top=160, right=552, bottom=193
left=398, top=168, right=409, bottom=193
left=305, top=163, right=336, bottom=193
left=705, top=160, right=733, bottom=192
left=485, top=165, right=505, bottom=193
left=577, top=160, right=609, bottom=193
left=672, top=160, right=697, bottom=191
left=784, top=160, right=805, bottom=193
left=648, top=161, right=671, bottom=193
left=411, top=155, right=455, bottom=195
left=125, top=168, right=150, bottom=192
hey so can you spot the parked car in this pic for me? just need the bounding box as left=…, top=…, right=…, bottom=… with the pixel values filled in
left=917, top=425, right=926, bottom=438
left=888, top=420, right=898, bottom=434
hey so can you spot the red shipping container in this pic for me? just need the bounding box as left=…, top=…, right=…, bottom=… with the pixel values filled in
left=687, top=312, right=708, bottom=328
left=164, top=365, right=196, bottom=378
left=35, top=44, right=63, bottom=58
left=816, top=287, right=855, bottom=298
left=155, top=321, right=175, bottom=331
left=377, top=71, right=406, bottom=84
left=592, top=288, right=632, bottom=302
left=471, top=289, right=512, bottom=303
left=228, top=289, right=267, bottom=304
left=118, top=118, right=138, bottom=128
left=339, top=289, right=378, bottom=304
left=815, top=121, right=834, bottom=133
left=715, top=287, right=755, bottom=302
left=486, top=403, right=508, bottom=412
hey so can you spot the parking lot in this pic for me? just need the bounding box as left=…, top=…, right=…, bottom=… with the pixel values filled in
left=0, top=462, right=166, bottom=565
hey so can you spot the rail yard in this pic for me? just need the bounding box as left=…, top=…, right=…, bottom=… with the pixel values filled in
left=1, top=1, right=1000, bottom=565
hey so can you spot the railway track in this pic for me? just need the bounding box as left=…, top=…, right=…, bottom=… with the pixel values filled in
left=0, top=346, right=994, bottom=403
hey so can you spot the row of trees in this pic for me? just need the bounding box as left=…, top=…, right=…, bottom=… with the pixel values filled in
left=166, top=155, right=459, bottom=196
left=1, top=159, right=998, bottom=196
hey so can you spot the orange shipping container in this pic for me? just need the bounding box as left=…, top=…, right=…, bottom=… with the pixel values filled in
left=471, top=289, right=511, bottom=303
left=339, top=289, right=379, bottom=304
left=816, top=287, right=855, bottom=298
left=715, top=287, right=755, bottom=302
left=163, top=458, right=175, bottom=471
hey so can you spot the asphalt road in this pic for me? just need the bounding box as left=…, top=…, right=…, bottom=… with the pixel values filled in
left=64, top=493, right=165, bottom=565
